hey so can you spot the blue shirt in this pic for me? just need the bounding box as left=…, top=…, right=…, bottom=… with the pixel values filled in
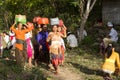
left=36, top=31, right=48, bottom=51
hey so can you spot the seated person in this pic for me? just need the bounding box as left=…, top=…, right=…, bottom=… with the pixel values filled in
left=102, top=44, right=120, bottom=80
left=100, top=22, right=118, bottom=56
left=67, top=32, right=78, bottom=49
left=103, top=22, right=118, bottom=49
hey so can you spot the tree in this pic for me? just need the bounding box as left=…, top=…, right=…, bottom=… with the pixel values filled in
left=79, top=0, right=97, bottom=42
left=72, top=0, right=97, bottom=42
left=0, top=0, right=47, bottom=29
left=0, top=0, right=98, bottom=32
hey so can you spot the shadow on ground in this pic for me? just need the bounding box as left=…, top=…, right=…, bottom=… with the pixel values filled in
left=67, top=62, right=103, bottom=77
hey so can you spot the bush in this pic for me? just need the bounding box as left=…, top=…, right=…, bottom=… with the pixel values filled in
left=81, top=36, right=95, bottom=46
left=3, top=48, right=10, bottom=58
left=80, top=35, right=99, bottom=53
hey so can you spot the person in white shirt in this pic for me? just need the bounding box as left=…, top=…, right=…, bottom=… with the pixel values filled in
left=3, top=32, right=10, bottom=44
left=9, top=30, right=16, bottom=48
left=67, top=32, right=78, bottom=49
left=3, top=32, right=11, bottom=49
left=109, top=27, right=118, bottom=42
left=103, top=22, right=118, bottom=48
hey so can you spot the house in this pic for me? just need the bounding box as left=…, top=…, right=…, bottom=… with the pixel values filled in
left=102, top=0, right=120, bottom=25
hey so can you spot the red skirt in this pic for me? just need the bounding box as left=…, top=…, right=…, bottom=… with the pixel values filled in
left=51, top=53, right=62, bottom=66
left=61, top=45, right=65, bottom=61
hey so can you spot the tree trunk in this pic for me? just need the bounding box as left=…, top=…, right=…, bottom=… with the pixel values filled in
left=78, top=9, right=89, bottom=42
left=78, top=15, right=88, bottom=42
left=4, top=13, right=9, bottom=30
left=78, top=0, right=97, bottom=42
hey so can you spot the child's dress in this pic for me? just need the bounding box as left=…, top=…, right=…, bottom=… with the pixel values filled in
left=25, top=32, right=34, bottom=58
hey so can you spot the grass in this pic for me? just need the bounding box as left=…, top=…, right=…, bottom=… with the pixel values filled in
left=0, top=59, right=47, bottom=80
left=0, top=47, right=120, bottom=80
left=65, top=47, right=120, bottom=80
left=65, top=48, right=103, bottom=80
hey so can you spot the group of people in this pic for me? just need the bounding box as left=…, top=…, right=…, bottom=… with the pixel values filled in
left=98, top=22, right=120, bottom=80
left=1, top=16, right=120, bottom=78
left=100, top=22, right=118, bottom=56
left=0, top=18, right=70, bottom=74
left=27, top=22, right=67, bottom=74
left=0, top=31, right=16, bottom=58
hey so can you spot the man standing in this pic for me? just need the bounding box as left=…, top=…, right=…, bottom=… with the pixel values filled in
left=36, top=24, right=50, bottom=65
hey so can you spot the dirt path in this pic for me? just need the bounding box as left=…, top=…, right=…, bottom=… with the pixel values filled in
left=40, top=52, right=83, bottom=80
left=42, top=64, right=83, bottom=80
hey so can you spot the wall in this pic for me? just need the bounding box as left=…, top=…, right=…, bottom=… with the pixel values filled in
left=102, top=1, right=120, bottom=25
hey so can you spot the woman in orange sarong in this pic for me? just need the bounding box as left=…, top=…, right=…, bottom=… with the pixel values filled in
left=10, top=22, right=32, bottom=68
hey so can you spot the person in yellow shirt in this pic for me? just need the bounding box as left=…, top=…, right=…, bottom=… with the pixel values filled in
left=102, top=44, right=120, bottom=80
left=10, top=22, right=32, bottom=68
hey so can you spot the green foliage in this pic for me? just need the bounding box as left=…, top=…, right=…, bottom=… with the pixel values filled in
left=80, top=35, right=99, bottom=53
left=70, top=0, right=79, bottom=7
left=69, top=23, right=79, bottom=32
left=0, top=59, right=47, bottom=80
left=81, top=36, right=95, bottom=46
left=3, top=49, right=10, bottom=58
left=11, top=65, right=22, bottom=73
left=0, top=0, right=101, bottom=31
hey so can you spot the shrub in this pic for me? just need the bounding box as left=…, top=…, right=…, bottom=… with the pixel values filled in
left=81, top=36, right=95, bottom=46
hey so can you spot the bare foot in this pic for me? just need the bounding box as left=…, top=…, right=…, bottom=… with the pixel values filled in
left=54, top=71, right=58, bottom=75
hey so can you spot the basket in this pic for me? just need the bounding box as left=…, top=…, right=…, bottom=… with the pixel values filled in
left=33, top=16, right=41, bottom=23
left=38, top=18, right=49, bottom=24
left=15, top=15, right=26, bottom=24
left=50, top=17, right=59, bottom=25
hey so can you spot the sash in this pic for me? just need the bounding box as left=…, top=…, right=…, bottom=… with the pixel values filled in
left=16, top=39, right=27, bottom=48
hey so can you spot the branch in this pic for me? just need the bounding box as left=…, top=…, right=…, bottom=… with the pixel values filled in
left=86, top=0, right=91, bottom=13
left=89, top=0, right=97, bottom=12
left=79, top=0, right=85, bottom=18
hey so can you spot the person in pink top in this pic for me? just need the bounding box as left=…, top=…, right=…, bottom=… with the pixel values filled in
left=24, top=26, right=34, bottom=68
